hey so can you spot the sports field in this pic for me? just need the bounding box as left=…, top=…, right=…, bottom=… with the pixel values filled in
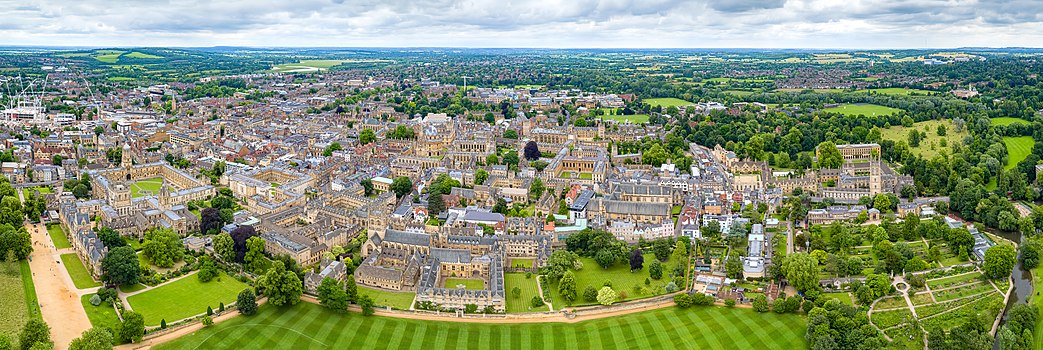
left=0, top=260, right=37, bottom=338
left=127, top=271, right=248, bottom=326
left=504, top=273, right=548, bottom=313
left=444, top=278, right=484, bottom=290
left=642, top=98, right=693, bottom=108
left=1002, top=136, right=1035, bottom=170
left=823, top=103, right=902, bottom=116
left=60, top=253, right=102, bottom=289
left=878, top=119, right=967, bottom=159
left=47, top=223, right=71, bottom=249
left=81, top=294, right=121, bottom=332
left=991, top=117, right=1031, bottom=126
left=131, top=178, right=165, bottom=198
left=359, top=286, right=415, bottom=310
left=155, top=302, right=806, bottom=350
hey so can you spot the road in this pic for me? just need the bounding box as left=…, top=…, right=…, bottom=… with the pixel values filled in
left=26, top=222, right=93, bottom=350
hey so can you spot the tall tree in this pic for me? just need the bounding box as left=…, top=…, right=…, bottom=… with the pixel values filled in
left=782, top=252, right=819, bottom=293
left=118, top=312, right=144, bottom=343
left=69, top=327, right=113, bottom=350
left=259, top=261, right=302, bottom=306
left=628, top=249, right=644, bottom=271
left=983, top=244, right=1016, bottom=279
left=523, top=141, right=540, bottom=161
left=213, top=232, right=235, bottom=262
left=317, top=277, right=348, bottom=311
left=559, top=271, right=577, bottom=305
left=236, top=289, right=258, bottom=316
left=230, top=225, right=257, bottom=262
left=101, top=246, right=140, bottom=286
left=816, top=141, right=843, bottom=169
left=199, top=208, right=223, bottom=235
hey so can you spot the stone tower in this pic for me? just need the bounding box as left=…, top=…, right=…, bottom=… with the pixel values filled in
left=121, top=143, right=132, bottom=168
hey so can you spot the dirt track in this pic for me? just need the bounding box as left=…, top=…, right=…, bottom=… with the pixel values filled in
left=27, top=222, right=93, bottom=350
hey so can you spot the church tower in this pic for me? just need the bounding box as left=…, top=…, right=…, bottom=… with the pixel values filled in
left=121, top=144, right=132, bottom=168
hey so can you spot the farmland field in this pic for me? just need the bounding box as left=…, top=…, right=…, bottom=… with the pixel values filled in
left=126, top=271, right=248, bottom=326
left=642, top=98, right=693, bottom=108
left=857, top=88, right=934, bottom=96
left=1002, top=136, right=1035, bottom=170
left=504, top=273, right=549, bottom=313
left=155, top=302, right=806, bottom=350
left=823, top=103, right=902, bottom=116
left=60, top=253, right=102, bottom=289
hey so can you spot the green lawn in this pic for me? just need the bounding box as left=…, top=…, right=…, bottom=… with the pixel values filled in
left=120, top=283, right=147, bottom=293
left=821, top=292, right=854, bottom=306
left=547, top=256, right=682, bottom=306
left=0, top=260, right=37, bottom=337
left=130, top=178, right=165, bottom=198
left=857, top=88, right=934, bottom=96
left=46, top=223, right=71, bottom=249
left=504, top=273, right=548, bottom=313
left=642, top=98, right=693, bottom=108
left=1002, top=136, right=1035, bottom=170
left=509, top=258, right=534, bottom=269
left=600, top=114, right=649, bottom=124
left=359, top=286, right=415, bottom=310
left=155, top=302, right=806, bottom=350
left=127, top=271, right=248, bottom=326
left=60, top=253, right=101, bottom=289
left=1033, top=263, right=1043, bottom=350
left=123, top=51, right=163, bottom=59
left=878, top=119, right=967, bottom=159
left=823, top=103, right=902, bottom=117
left=444, top=278, right=485, bottom=290
left=81, top=294, right=122, bottom=332
left=991, top=117, right=1031, bottom=126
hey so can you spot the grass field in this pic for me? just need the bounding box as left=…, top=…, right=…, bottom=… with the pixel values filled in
left=642, top=98, right=693, bottom=108
left=46, top=223, right=71, bottom=249
left=504, top=273, right=548, bottom=313
left=271, top=60, right=348, bottom=72
left=858, top=88, right=934, bottom=96
left=81, top=294, right=122, bottom=332
left=600, top=114, right=649, bottom=124
left=123, top=51, right=163, bottom=59
left=94, top=50, right=125, bottom=63
left=509, top=259, right=534, bottom=269
left=1033, top=262, right=1043, bottom=350
left=547, top=256, right=681, bottom=306
left=444, top=278, right=484, bottom=290
left=155, top=302, right=806, bottom=350
left=1002, top=136, right=1035, bottom=170
left=991, top=117, right=1031, bottom=126
left=821, top=292, right=854, bottom=305
left=127, top=271, right=247, bottom=326
left=21, top=186, right=52, bottom=200
left=131, top=178, right=165, bottom=198
left=0, top=260, right=36, bottom=337
left=359, top=286, right=415, bottom=310
left=878, top=119, right=968, bottom=159
left=60, top=253, right=102, bottom=289
left=823, top=103, right=902, bottom=116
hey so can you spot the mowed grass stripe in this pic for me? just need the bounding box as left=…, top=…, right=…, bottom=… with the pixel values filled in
left=156, top=303, right=806, bottom=349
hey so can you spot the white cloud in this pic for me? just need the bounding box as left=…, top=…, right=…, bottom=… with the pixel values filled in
left=0, top=0, right=1040, bottom=47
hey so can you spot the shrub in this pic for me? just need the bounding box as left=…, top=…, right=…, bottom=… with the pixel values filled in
left=583, top=285, right=598, bottom=302
left=89, top=294, right=102, bottom=306
left=597, top=287, right=618, bottom=305
left=664, top=282, right=678, bottom=293
left=201, top=316, right=213, bottom=327
left=725, top=299, right=736, bottom=307
left=752, top=295, right=769, bottom=312
left=531, top=296, right=544, bottom=308
left=674, top=293, right=691, bottom=308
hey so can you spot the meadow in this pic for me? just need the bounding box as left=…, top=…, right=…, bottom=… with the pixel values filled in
left=642, top=98, right=693, bottom=108
left=546, top=256, right=682, bottom=307
left=155, top=302, right=806, bottom=350
left=127, top=271, right=248, bottom=326
left=878, top=119, right=967, bottom=159
left=823, top=103, right=902, bottom=117
left=0, top=260, right=37, bottom=338
left=991, top=117, right=1031, bottom=126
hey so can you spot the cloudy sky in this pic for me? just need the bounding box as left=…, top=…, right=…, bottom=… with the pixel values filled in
left=2, top=0, right=1042, bottom=48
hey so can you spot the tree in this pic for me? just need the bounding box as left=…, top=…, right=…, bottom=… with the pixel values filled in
left=816, top=141, right=843, bottom=169
left=236, top=289, right=258, bottom=316
left=511, top=287, right=522, bottom=299
left=559, top=271, right=577, bottom=305
left=628, top=249, right=644, bottom=271
left=213, top=233, right=234, bottom=262
left=230, top=225, right=257, bottom=262
left=72, top=184, right=90, bottom=199
left=317, top=277, right=348, bottom=311
left=502, top=152, right=520, bottom=169
left=345, top=275, right=358, bottom=303
left=594, top=249, right=616, bottom=268
left=782, top=253, right=819, bottom=293
left=358, top=129, right=376, bottom=145
left=118, top=311, right=144, bottom=343
left=530, top=296, right=545, bottom=308
left=258, top=261, right=302, bottom=306
left=360, top=179, right=374, bottom=196
left=528, top=178, right=545, bottom=201
left=18, top=319, right=50, bottom=350
left=358, top=295, right=375, bottom=316
left=474, top=169, right=488, bottom=186
left=427, top=191, right=445, bottom=215
left=322, top=142, right=342, bottom=157
left=597, top=287, right=617, bottom=305
left=1021, top=240, right=1040, bottom=270
left=141, top=228, right=184, bottom=268
left=95, top=227, right=124, bottom=249
left=983, top=244, right=1016, bottom=279
left=201, top=315, right=213, bottom=327
left=200, top=208, right=223, bottom=235
left=583, top=285, right=598, bottom=302
left=523, top=141, right=540, bottom=161
left=101, top=246, right=139, bottom=286
left=648, top=260, right=663, bottom=280
left=752, top=295, right=769, bottom=312
left=244, top=236, right=266, bottom=273
left=641, top=143, right=669, bottom=167
left=725, top=254, right=743, bottom=279
left=391, top=177, right=413, bottom=198
left=652, top=239, right=672, bottom=262
left=69, top=327, right=113, bottom=350
left=197, top=255, right=219, bottom=282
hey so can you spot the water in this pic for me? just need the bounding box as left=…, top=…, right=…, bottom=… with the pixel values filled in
left=991, top=229, right=1031, bottom=350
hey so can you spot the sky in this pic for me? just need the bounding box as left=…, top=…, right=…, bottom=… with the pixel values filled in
left=2, top=0, right=1042, bottom=48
